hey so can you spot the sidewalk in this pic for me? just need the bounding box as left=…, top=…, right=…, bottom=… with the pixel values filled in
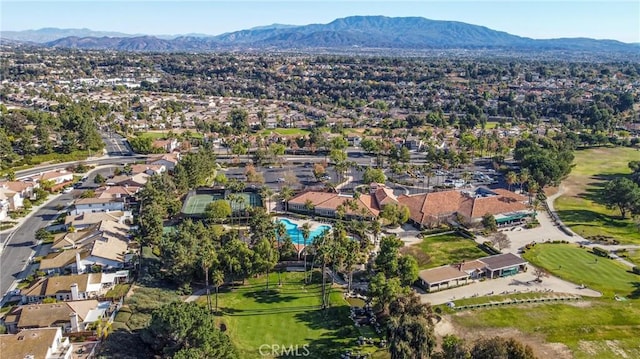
left=0, top=192, right=64, bottom=236
left=335, top=175, right=354, bottom=191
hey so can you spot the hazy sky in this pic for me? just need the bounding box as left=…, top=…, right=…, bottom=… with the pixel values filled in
left=2, top=1, right=639, bottom=43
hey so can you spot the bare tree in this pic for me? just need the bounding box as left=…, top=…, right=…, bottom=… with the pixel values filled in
left=490, top=232, right=511, bottom=251
left=533, top=267, right=549, bottom=282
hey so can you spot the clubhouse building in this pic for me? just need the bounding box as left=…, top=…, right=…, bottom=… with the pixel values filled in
left=287, top=185, right=533, bottom=228
left=418, top=253, right=528, bottom=292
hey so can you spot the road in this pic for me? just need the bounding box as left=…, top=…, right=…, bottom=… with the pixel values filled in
left=101, top=131, right=132, bottom=156
left=0, top=167, right=116, bottom=299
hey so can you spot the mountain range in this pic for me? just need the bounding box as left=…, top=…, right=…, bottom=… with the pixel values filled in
left=2, top=16, right=638, bottom=54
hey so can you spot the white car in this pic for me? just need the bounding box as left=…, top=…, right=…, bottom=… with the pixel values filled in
left=62, top=187, right=73, bottom=194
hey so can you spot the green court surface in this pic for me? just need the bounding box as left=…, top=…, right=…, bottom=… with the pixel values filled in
left=182, top=191, right=262, bottom=216
left=182, top=193, right=221, bottom=215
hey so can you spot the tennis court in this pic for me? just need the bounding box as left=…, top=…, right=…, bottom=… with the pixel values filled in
left=182, top=193, right=223, bottom=215
left=181, top=190, right=262, bottom=216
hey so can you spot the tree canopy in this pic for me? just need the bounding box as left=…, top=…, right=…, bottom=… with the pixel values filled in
left=141, top=302, right=237, bottom=359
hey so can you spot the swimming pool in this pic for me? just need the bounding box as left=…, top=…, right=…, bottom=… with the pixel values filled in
left=277, top=218, right=331, bottom=246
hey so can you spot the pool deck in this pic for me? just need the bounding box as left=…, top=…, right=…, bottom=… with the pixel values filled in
left=275, top=216, right=331, bottom=232
left=275, top=216, right=332, bottom=251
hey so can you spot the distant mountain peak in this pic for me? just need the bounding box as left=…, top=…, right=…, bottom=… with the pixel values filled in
left=3, top=16, right=637, bottom=56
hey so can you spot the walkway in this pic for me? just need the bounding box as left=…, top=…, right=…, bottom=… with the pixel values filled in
left=0, top=192, right=64, bottom=236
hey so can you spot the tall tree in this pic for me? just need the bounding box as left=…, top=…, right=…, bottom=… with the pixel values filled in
left=301, top=222, right=311, bottom=283
left=602, top=177, right=640, bottom=218
left=387, top=293, right=436, bottom=359
left=141, top=302, right=237, bottom=359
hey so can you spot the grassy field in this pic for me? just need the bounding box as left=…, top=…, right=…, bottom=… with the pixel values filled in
left=554, top=147, right=640, bottom=244
left=451, top=299, right=640, bottom=359
left=522, top=243, right=639, bottom=298
left=200, top=271, right=386, bottom=359
left=620, top=248, right=640, bottom=265
left=261, top=128, right=310, bottom=136
left=400, top=233, right=487, bottom=269
left=137, top=131, right=204, bottom=139
left=450, top=243, right=640, bottom=358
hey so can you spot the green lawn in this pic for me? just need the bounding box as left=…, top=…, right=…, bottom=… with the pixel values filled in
left=261, top=128, right=310, bottom=136
left=201, top=271, right=385, bottom=359
left=522, top=243, right=639, bottom=298
left=620, top=248, right=640, bottom=266
left=137, top=131, right=204, bottom=140
left=451, top=299, right=640, bottom=359
left=400, top=233, right=487, bottom=269
left=555, top=147, right=640, bottom=244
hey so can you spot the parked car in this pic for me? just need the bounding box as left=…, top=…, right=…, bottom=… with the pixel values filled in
left=62, top=187, right=73, bottom=194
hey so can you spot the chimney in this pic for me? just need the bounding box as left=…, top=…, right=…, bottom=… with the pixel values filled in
left=75, top=252, right=84, bottom=274
left=69, top=312, right=79, bottom=332
left=70, top=283, right=79, bottom=301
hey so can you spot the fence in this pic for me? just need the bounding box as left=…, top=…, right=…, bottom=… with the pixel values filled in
left=454, top=295, right=581, bottom=311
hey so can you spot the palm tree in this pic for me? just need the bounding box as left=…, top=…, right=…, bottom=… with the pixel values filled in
left=303, top=199, right=315, bottom=214
left=275, top=221, right=287, bottom=285
left=343, top=240, right=361, bottom=293
left=461, top=171, right=472, bottom=187
left=526, top=180, right=538, bottom=205
left=199, top=241, right=217, bottom=313
left=506, top=171, right=517, bottom=192
left=423, top=166, right=434, bottom=191
left=259, top=185, right=274, bottom=213
left=212, top=270, right=224, bottom=312
left=279, top=186, right=294, bottom=211
left=519, top=168, right=530, bottom=193
left=301, top=222, right=311, bottom=283
left=369, top=220, right=382, bottom=244
left=226, top=193, right=240, bottom=228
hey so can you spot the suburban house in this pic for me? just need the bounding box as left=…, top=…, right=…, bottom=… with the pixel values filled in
left=39, top=249, right=87, bottom=275
left=404, top=136, right=423, bottom=151
left=2, top=300, right=111, bottom=334
left=287, top=184, right=397, bottom=220
left=22, top=271, right=129, bottom=303
left=72, top=197, right=126, bottom=215
left=0, top=187, right=20, bottom=212
left=94, top=185, right=141, bottom=200
left=418, top=253, right=528, bottom=292
left=129, top=164, right=166, bottom=176
left=147, top=153, right=181, bottom=171
left=0, top=327, right=72, bottom=359
left=0, top=192, right=9, bottom=221
left=39, top=170, right=74, bottom=192
left=347, top=135, right=362, bottom=147
left=151, top=138, right=179, bottom=153
left=106, top=173, right=149, bottom=187
left=0, top=180, right=37, bottom=210
left=48, top=220, right=133, bottom=272
left=398, top=187, right=532, bottom=229
left=64, top=211, right=133, bottom=231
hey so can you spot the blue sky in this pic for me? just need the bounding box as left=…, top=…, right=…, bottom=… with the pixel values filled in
left=2, top=1, right=639, bottom=43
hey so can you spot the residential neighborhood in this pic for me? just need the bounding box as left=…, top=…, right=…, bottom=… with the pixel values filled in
left=0, top=10, right=639, bottom=359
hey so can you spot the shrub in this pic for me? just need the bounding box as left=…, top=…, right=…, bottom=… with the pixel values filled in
left=114, top=311, right=132, bottom=323
left=110, top=322, right=130, bottom=332
left=592, top=247, right=609, bottom=258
